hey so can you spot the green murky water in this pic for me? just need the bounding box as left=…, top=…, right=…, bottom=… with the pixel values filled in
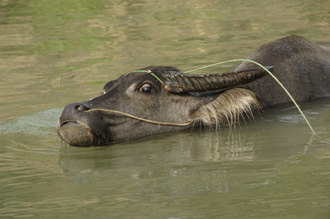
left=1, top=0, right=330, bottom=218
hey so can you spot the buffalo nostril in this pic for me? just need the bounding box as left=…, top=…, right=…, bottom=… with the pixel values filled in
left=75, top=103, right=90, bottom=112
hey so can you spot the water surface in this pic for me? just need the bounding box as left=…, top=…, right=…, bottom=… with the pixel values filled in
left=1, top=0, right=330, bottom=218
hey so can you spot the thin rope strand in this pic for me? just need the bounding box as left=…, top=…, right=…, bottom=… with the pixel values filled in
left=86, top=108, right=193, bottom=127
left=104, top=59, right=315, bottom=134
left=124, top=69, right=165, bottom=85
left=185, top=59, right=316, bottom=135
left=149, top=72, right=165, bottom=85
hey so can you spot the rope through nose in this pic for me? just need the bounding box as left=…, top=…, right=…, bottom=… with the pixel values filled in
left=86, top=108, right=193, bottom=127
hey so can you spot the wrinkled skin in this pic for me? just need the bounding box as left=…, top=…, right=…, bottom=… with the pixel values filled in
left=57, top=35, right=330, bottom=146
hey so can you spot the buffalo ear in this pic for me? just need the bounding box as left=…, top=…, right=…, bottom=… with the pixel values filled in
left=191, top=88, right=261, bottom=127
left=103, top=79, right=119, bottom=94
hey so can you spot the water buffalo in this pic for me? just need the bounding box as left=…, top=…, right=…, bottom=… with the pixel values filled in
left=57, top=35, right=330, bottom=146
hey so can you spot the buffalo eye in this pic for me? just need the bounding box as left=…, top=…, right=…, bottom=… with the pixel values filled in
left=140, top=83, right=152, bottom=93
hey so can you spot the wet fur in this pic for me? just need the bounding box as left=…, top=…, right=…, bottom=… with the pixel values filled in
left=192, top=88, right=261, bottom=128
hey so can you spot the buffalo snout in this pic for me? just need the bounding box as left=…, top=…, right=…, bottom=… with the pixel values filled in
left=57, top=102, right=107, bottom=146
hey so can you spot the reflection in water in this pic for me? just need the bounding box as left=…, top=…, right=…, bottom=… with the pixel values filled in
left=58, top=130, right=258, bottom=183
left=57, top=125, right=290, bottom=182
left=190, top=129, right=261, bottom=161
left=58, top=129, right=266, bottom=199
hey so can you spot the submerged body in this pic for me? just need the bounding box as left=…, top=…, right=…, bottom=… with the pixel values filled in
left=57, top=35, right=330, bottom=146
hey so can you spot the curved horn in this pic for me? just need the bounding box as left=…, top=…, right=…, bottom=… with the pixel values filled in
left=163, top=67, right=273, bottom=93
